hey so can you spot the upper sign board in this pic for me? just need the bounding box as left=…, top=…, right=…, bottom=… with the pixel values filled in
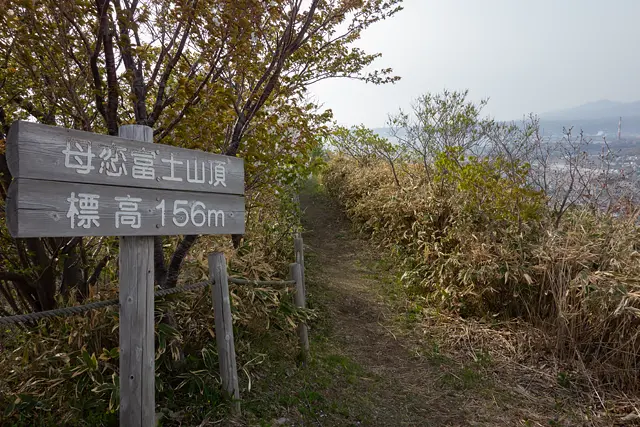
left=6, top=121, right=244, bottom=195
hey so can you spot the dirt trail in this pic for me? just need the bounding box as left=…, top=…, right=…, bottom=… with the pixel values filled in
left=300, top=191, right=475, bottom=426
left=297, top=189, right=599, bottom=427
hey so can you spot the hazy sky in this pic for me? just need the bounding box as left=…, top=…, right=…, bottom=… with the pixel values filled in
left=309, top=0, right=640, bottom=128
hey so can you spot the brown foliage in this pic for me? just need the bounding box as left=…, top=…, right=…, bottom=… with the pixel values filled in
left=324, top=155, right=640, bottom=391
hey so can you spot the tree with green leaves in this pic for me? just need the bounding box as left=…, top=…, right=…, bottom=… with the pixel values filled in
left=0, top=0, right=403, bottom=313
left=387, top=89, right=490, bottom=180
left=330, top=124, right=403, bottom=186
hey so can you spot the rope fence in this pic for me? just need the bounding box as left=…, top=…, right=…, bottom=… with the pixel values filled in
left=228, top=277, right=296, bottom=286
left=0, top=276, right=299, bottom=326
left=0, top=297, right=120, bottom=326
left=0, top=280, right=211, bottom=326
left=0, top=237, right=308, bottom=418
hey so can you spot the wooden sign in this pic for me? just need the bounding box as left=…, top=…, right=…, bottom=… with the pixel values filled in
left=3, top=123, right=246, bottom=427
left=5, top=121, right=245, bottom=238
left=6, top=121, right=244, bottom=195
left=7, top=179, right=244, bottom=237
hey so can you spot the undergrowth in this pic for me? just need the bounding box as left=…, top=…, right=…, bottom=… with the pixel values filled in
left=324, top=155, right=640, bottom=392
left=0, top=189, right=313, bottom=426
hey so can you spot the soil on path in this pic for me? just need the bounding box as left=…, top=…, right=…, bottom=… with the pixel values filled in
left=291, top=189, right=605, bottom=427
left=300, top=191, right=467, bottom=426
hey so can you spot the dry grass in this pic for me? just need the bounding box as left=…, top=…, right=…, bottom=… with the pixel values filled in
left=0, top=189, right=307, bottom=426
left=289, top=186, right=626, bottom=426
left=324, top=155, right=640, bottom=394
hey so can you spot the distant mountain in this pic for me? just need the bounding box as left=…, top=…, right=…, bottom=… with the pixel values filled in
left=541, top=100, right=640, bottom=121
left=537, top=116, right=640, bottom=138
left=536, top=100, right=640, bottom=136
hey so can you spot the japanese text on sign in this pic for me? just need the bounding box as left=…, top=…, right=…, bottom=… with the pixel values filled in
left=65, top=192, right=227, bottom=230
left=62, top=139, right=227, bottom=187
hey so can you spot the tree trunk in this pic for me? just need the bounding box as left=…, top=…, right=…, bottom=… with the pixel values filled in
left=61, top=246, right=84, bottom=299
left=25, top=238, right=57, bottom=310
left=231, top=234, right=243, bottom=249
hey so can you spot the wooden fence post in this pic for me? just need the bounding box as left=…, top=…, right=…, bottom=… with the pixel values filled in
left=118, top=125, right=155, bottom=427
left=294, top=234, right=305, bottom=299
left=208, top=252, right=240, bottom=412
left=290, top=262, right=309, bottom=365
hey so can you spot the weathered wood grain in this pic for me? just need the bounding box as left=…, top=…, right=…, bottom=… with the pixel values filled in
left=118, top=124, right=155, bottom=427
left=290, top=262, right=309, bottom=366
left=6, top=178, right=245, bottom=238
left=6, top=120, right=244, bottom=195
left=209, top=252, right=241, bottom=413
left=294, top=234, right=306, bottom=300
left=119, top=235, right=155, bottom=427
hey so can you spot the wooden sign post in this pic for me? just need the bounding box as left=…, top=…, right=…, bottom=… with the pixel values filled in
left=118, top=125, right=155, bottom=426
left=5, top=121, right=246, bottom=426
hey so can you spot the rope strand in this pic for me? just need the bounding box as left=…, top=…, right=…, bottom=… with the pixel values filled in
left=0, top=276, right=296, bottom=326
left=0, top=281, right=210, bottom=326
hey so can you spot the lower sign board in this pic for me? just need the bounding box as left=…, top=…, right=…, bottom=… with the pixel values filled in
left=7, top=178, right=245, bottom=238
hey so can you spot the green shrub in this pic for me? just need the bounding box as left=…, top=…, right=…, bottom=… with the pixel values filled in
left=324, top=154, right=640, bottom=391
left=0, top=188, right=312, bottom=426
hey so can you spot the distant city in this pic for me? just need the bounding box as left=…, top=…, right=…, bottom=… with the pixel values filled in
left=538, top=100, right=640, bottom=183
left=370, top=100, right=640, bottom=207
left=374, top=99, right=640, bottom=179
